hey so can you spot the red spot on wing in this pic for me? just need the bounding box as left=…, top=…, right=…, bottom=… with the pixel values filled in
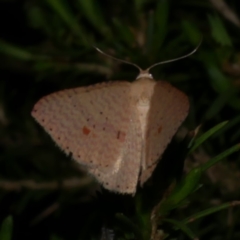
left=117, top=131, right=126, bottom=142
left=82, top=126, right=91, bottom=135
left=158, top=126, right=162, bottom=134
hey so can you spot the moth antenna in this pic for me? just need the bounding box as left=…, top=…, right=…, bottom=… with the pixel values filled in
left=95, top=37, right=202, bottom=76
left=94, top=47, right=142, bottom=72
left=146, top=37, right=202, bottom=72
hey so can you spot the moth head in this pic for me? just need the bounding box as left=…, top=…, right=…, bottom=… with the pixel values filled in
left=136, top=70, right=153, bottom=80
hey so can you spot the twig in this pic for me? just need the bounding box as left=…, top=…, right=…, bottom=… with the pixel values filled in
left=210, top=0, right=240, bottom=27
left=0, top=177, right=93, bottom=191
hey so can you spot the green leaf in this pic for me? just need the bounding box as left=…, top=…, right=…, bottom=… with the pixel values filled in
left=76, top=0, right=110, bottom=36
left=112, top=18, right=135, bottom=47
left=115, top=213, right=145, bottom=240
left=188, top=121, right=228, bottom=154
left=208, top=14, right=232, bottom=46
left=164, top=218, right=197, bottom=239
left=0, top=40, right=33, bottom=60
left=207, top=61, right=234, bottom=94
left=181, top=20, right=202, bottom=45
left=152, top=0, right=169, bottom=52
left=182, top=201, right=240, bottom=225
left=134, top=0, right=146, bottom=11
left=45, top=0, right=87, bottom=44
left=50, top=234, right=63, bottom=240
left=0, top=216, right=13, bottom=240
left=160, top=168, right=202, bottom=214
left=159, top=142, right=239, bottom=216
left=0, top=40, right=49, bottom=61
left=187, top=125, right=201, bottom=150
left=27, top=6, right=46, bottom=29
left=201, top=143, right=240, bottom=171
left=204, top=95, right=228, bottom=120
left=213, top=115, right=240, bottom=137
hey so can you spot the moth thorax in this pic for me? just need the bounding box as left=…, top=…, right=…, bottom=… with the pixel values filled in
left=131, top=77, right=156, bottom=105
left=131, top=78, right=156, bottom=140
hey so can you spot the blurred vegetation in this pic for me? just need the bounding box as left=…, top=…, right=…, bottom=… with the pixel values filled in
left=1, top=0, right=240, bottom=239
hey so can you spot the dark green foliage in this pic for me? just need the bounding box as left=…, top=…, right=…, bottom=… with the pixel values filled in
left=1, top=0, right=240, bottom=239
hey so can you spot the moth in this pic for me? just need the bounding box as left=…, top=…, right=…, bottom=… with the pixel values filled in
left=31, top=47, right=196, bottom=194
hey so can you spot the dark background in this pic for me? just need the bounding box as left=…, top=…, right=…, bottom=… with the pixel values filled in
left=0, top=0, right=240, bottom=239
